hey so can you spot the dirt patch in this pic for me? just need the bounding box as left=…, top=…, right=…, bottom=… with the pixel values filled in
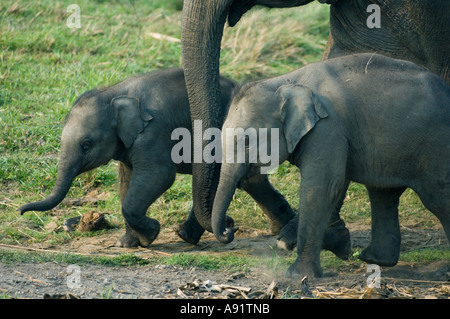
left=0, top=224, right=449, bottom=299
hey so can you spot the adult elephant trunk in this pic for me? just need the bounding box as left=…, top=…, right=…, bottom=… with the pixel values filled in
left=181, top=0, right=234, bottom=232
left=18, top=155, right=81, bottom=215
left=211, top=163, right=247, bottom=243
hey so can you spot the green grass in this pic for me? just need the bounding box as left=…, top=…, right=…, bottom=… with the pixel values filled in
left=0, top=248, right=148, bottom=266
left=0, top=248, right=254, bottom=272
left=0, top=0, right=446, bottom=269
left=161, top=253, right=254, bottom=272
left=401, top=248, right=450, bottom=263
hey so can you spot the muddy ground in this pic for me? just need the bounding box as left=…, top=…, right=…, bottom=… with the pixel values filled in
left=0, top=223, right=449, bottom=299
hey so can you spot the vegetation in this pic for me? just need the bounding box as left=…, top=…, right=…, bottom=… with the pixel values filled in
left=0, top=0, right=446, bottom=271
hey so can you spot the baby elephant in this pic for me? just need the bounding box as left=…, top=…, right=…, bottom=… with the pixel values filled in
left=212, top=53, right=450, bottom=278
left=18, top=68, right=296, bottom=248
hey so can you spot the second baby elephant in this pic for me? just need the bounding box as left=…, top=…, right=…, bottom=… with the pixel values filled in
left=18, top=68, right=297, bottom=247
left=212, top=53, right=450, bottom=278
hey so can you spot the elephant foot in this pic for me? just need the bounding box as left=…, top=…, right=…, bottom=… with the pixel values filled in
left=358, top=236, right=400, bottom=267
left=268, top=210, right=296, bottom=235
left=322, top=219, right=351, bottom=260
left=173, top=219, right=205, bottom=245
left=115, top=232, right=140, bottom=248
left=135, top=218, right=161, bottom=247
left=120, top=218, right=160, bottom=248
left=174, top=214, right=236, bottom=245
left=115, top=222, right=140, bottom=248
left=359, top=248, right=399, bottom=267
left=277, top=215, right=298, bottom=251
left=277, top=216, right=351, bottom=261
left=286, top=259, right=323, bottom=279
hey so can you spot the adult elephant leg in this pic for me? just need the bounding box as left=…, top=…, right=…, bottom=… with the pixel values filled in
left=173, top=207, right=205, bottom=245
left=116, top=162, right=140, bottom=248
left=239, top=174, right=295, bottom=234
left=174, top=207, right=236, bottom=244
left=173, top=162, right=237, bottom=244
left=359, top=186, right=405, bottom=267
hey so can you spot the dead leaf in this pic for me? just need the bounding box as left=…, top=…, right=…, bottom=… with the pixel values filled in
left=45, top=221, right=58, bottom=232
left=78, top=211, right=109, bottom=232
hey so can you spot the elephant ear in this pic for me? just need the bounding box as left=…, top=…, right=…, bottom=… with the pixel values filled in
left=277, top=84, right=328, bottom=154
left=111, top=95, right=153, bottom=148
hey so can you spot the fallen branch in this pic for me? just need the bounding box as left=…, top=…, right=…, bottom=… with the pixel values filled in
left=218, top=284, right=252, bottom=293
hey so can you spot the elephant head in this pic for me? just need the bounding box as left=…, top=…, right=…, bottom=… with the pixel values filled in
left=211, top=83, right=327, bottom=243
left=18, top=92, right=152, bottom=215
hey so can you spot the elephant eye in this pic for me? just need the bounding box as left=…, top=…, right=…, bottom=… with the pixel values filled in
left=81, top=139, right=92, bottom=153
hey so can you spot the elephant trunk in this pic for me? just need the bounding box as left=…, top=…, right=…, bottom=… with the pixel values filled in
left=211, top=163, right=246, bottom=244
left=18, top=156, right=80, bottom=215
left=181, top=0, right=233, bottom=232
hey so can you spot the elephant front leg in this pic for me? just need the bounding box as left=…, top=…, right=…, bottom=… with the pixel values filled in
left=359, top=187, right=405, bottom=266
left=287, top=171, right=347, bottom=278
left=277, top=181, right=351, bottom=260
left=120, top=166, right=175, bottom=248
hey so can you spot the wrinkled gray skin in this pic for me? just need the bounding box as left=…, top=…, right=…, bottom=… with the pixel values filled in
left=181, top=0, right=450, bottom=255
left=212, top=53, right=450, bottom=278
left=18, top=68, right=295, bottom=247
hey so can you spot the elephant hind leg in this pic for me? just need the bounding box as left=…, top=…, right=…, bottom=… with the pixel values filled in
left=359, top=186, right=406, bottom=267
left=415, top=182, right=450, bottom=243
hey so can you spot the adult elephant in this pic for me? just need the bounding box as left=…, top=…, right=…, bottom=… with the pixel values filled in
left=179, top=0, right=450, bottom=245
